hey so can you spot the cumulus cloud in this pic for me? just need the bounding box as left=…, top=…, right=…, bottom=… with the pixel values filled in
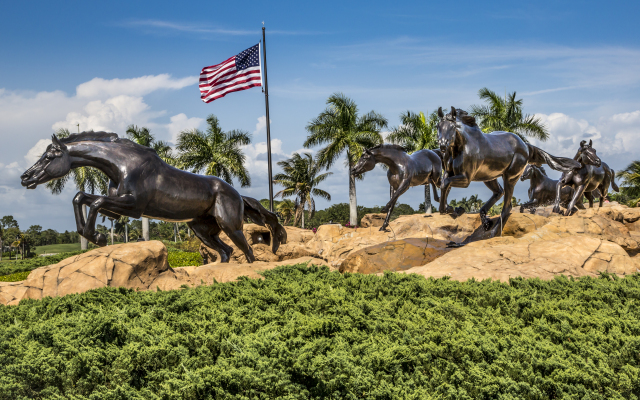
left=527, top=111, right=640, bottom=179
left=253, top=115, right=272, bottom=135
left=24, top=139, right=50, bottom=166
left=167, top=113, right=204, bottom=144
left=76, top=74, right=197, bottom=98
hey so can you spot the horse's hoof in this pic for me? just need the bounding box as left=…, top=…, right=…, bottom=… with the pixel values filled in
left=94, top=233, right=107, bottom=247
left=530, top=209, right=536, bottom=214
left=379, top=225, right=389, bottom=232
left=552, top=206, right=561, bottom=214
left=519, top=206, right=524, bottom=213
left=454, top=207, right=466, bottom=216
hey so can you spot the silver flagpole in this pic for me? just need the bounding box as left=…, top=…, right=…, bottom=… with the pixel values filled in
left=262, top=23, right=274, bottom=212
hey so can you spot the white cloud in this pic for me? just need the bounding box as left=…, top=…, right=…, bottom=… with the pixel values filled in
left=24, top=139, right=50, bottom=166
left=76, top=74, right=197, bottom=98
left=167, top=113, right=204, bottom=143
left=253, top=115, right=273, bottom=135
left=51, top=95, right=159, bottom=133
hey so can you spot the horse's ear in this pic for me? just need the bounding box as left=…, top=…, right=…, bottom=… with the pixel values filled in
left=437, top=107, right=444, bottom=119
left=579, top=140, right=587, bottom=148
left=589, top=139, right=593, bottom=147
left=450, top=106, right=457, bottom=118
left=51, top=134, right=67, bottom=150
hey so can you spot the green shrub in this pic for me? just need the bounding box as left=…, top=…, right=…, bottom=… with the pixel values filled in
left=0, top=265, right=639, bottom=399
left=167, top=248, right=203, bottom=268
left=0, top=271, right=31, bottom=282
left=0, top=250, right=87, bottom=276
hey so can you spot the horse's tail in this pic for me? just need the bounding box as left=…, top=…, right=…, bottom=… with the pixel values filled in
left=241, top=196, right=287, bottom=253
left=609, top=168, right=620, bottom=192
left=526, top=144, right=581, bottom=172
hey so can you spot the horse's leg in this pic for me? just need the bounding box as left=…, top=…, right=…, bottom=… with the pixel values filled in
left=440, top=173, right=471, bottom=214
left=439, top=170, right=450, bottom=214
left=479, top=179, right=504, bottom=230
left=381, top=180, right=410, bottom=230
left=430, top=182, right=440, bottom=202
left=499, top=175, right=519, bottom=222
left=213, top=192, right=255, bottom=263
left=188, top=216, right=230, bottom=263
left=72, top=192, right=88, bottom=237
left=520, top=199, right=538, bottom=213
left=553, top=172, right=572, bottom=214
left=82, top=194, right=138, bottom=246
left=584, top=191, right=594, bottom=209
left=564, top=185, right=586, bottom=216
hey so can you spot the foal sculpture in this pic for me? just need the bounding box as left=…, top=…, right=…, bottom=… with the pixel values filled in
left=351, top=144, right=442, bottom=230
left=552, top=140, right=619, bottom=216
left=20, top=132, right=287, bottom=263
left=437, top=107, right=581, bottom=230
left=519, top=164, right=587, bottom=213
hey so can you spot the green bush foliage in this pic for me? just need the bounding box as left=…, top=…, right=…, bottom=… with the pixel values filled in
left=167, top=249, right=203, bottom=268
left=0, top=265, right=638, bottom=399
left=0, top=271, right=30, bottom=282
left=0, top=250, right=87, bottom=276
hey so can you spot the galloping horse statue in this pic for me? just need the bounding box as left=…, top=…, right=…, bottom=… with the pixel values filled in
left=20, top=132, right=287, bottom=263
left=351, top=144, right=442, bottom=230
left=552, top=140, right=619, bottom=215
left=437, top=107, right=581, bottom=230
left=519, top=164, right=589, bottom=213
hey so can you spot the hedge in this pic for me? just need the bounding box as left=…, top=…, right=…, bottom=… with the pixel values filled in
left=0, top=265, right=638, bottom=399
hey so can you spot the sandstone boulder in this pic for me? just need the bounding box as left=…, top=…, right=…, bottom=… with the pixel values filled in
left=399, top=235, right=639, bottom=282
left=0, top=241, right=170, bottom=306
left=339, top=237, right=451, bottom=274
left=360, top=213, right=386, bottom=228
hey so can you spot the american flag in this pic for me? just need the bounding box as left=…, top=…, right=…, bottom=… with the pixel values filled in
left=199, top=43, right=262, bottom=103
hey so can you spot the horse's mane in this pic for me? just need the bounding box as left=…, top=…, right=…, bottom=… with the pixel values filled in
left=535, top=165, right=547, bottom=176
left=60, top=131, right=156, bottom=153
left=372, top=143, right=407, bottom=152
left=445, top=109, right=478, bottom=128
left=60, top=131, right=119, bottom=144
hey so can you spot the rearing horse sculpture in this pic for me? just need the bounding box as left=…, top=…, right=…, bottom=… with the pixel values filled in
left=351, top=144, right=442, bottom=230
left=437, top=107, right=581, bottom=230
left=552, top=140, right=619, bottom=215
left=20, top=132, right=287, bottom=263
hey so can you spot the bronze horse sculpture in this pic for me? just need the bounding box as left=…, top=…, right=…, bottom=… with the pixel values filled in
left=351, top=144, right=442, bottom=230
left=552, top=140, right=618, bottom=215
left=437, top=107, right=581, bottom=230
left=519, top=164, right=590, bottom=213
left=20, top=132, right=287, bottom=263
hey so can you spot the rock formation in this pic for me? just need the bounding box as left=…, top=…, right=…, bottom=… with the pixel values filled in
left=2, top=202, right=639, bottom=305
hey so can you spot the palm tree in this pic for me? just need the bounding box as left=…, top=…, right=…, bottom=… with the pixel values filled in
left=126, top=125, right=179, bottom=240
left=276, top=199, right=296, bottom=225
left=305, top=93, right=387, bottom=225
left=616, top=160, right=640, bottom=207
left=176, top=114, right=251, bottom=187
left=46, top=128, right=109, bottom=250
left=274, top=153, right=332, bottom=229
left=0, top=225, right=4, bottom=262
left=387, top=110, right=439, bottom=214
left=470, top=88, right=549, bottom=142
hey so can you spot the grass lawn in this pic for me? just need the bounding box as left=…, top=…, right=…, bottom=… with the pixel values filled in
left=34, top=242, right=81, bottom=254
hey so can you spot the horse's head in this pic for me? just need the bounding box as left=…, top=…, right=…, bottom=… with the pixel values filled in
left=437, top=106, right=459, bottom=153
left=21, top=134, right=71, bottom=189
left=520, top=164, right=534, bottom=181
left=351, top=148, right=376, bottom=176
left=575, top=140, right=601, bottom=167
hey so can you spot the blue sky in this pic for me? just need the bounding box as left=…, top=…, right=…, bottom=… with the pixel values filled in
left=1, top=0, right=640, bottom=231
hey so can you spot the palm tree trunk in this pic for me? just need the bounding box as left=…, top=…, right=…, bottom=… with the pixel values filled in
left=302, top=208, right=305, bottom=229
left=174, top=223, right=178, bottom=242
left=424, top=185, right=432, bottom=214
left=80, top=205, right=88, bottom=250
left=110, top=220, right=114, bottom=245
left=0, top=238, right=3, bottom=261
left=349, top=159, right=358, bottom=226
left=142, top=217, right=149, bottom=241
left=125, top=224, right=128, bottom=243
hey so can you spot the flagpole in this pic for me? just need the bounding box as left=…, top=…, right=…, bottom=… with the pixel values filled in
left=262, top=24, right=274, bottom=212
